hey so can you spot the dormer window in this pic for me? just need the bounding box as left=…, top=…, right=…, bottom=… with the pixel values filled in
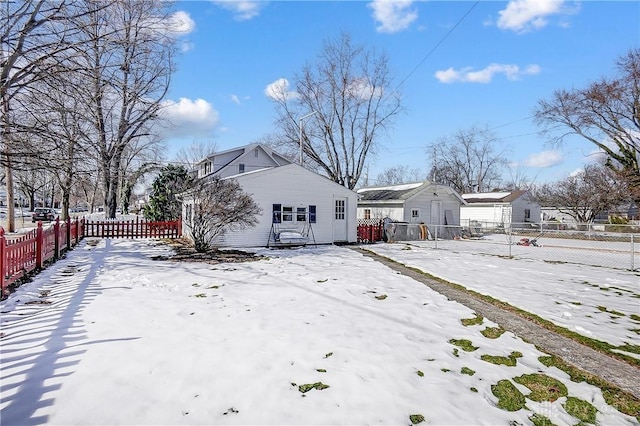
left=239, top=163, right=245, bottom=173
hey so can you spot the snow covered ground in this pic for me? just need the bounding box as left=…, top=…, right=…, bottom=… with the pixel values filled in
left=0, top=239, right=638, bottom=425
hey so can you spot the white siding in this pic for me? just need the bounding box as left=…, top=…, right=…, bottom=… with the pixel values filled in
left=404, top=192, right=461, bottom=225
left=357, top=205, right=404, bottom=221
left=510, top=196, right=541, bottom=224
left=185, top=164, right=357, bottom=247
left=460, top=205, right=506, bottom=225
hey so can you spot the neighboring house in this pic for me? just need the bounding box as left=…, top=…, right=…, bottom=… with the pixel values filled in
left=182, top=144, right=357, bottom=247
left=460, top=190, right=540, bottom=227
left=356, top=181, right=466, bottom=226
left=196, top=143, right=292, bottom=180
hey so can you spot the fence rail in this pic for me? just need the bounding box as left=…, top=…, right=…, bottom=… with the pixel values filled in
left=357, top=219, right=639, bottom=271
left=1, top=216, right=182, bottom=297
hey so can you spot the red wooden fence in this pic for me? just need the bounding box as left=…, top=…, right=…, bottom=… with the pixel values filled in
left=1, top=217, right=181, bottom=297
left=357, top=219, right=384, bottom=243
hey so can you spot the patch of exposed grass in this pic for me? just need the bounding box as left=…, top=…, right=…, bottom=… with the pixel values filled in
left=513, top=374, right=567, bottom=402
left=461, top=314, right=484, bottom=326
left=375, top=294, right=388, bottom=300
left=192, top=283, right=200, bottom=287
left=449, top=339, right=478, bottom=352
left=481, top=351, right=523, bottom=367
left=298, top=382, right=329, bottom=393
left=409, top=414, right=425, bottom=424
left=316, top=279, right=328, bottom=283
left=491, top=380, right=526, bottom=411
left=529, top=413, right=556, bottom=426
left=481, top=327, right=506, bottom=339
left=193, top=293, right=207, bottom=298
left=206, top=285, right=220, bottom=289
left=416, top=370, right=424, bottom=377
left=461, top=367, right=475, bottom=376
left=570, top=301, right=582, bottom=306
left=615, top=344, right=640, bottom=355
left=323, top=352, right=333, bottom=359
left=402, top=245, right=412, bottom=251
left=316, top=369, right=326, bottom=373
left=563, top=397, right=597, bottom=424
left=441, top=368, right=451, bottom=373
left=453, top=348, right=460, bottom=357
left=630, top=314, right=640, bottom=322
left=470, top=387, right=478, bottom=393
left=629, top=328, right=640, bottom=335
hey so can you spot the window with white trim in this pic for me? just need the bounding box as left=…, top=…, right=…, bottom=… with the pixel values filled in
left=411, top=208, right=419, bottom=219
left=239, top=163, right=245, bottom=173
left=282, top=206, right=293, bottom=222
left=296, top=207, right=306, bottom=222
left=364, top=209, right=371, bottom=220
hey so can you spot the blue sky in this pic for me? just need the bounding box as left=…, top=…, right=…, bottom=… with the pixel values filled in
left=161, top=0, right=639, bottom=187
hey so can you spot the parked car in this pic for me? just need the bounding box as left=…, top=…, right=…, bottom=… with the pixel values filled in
left=32, top=207, right=57, bottom=223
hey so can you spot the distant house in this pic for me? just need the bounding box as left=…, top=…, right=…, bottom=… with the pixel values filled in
left=460, top=190, right=540, bottom=227
left=182, top=144, right=357, bottom=247
left=357, top=181, right=466, bottom=226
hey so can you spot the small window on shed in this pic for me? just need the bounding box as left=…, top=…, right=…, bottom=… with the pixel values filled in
left=411, top=208, right=419, bottom=219
left=364, top=209, right=371, bottom=220
left=309, top=205, right=316, bottom=223
left=239, top=163, right=245, bottom=173
left=525, top=209, right=531, bottom=220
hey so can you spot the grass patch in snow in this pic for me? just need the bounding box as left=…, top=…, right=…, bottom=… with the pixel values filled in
left=193, top=293, right=207, bottom=298
left=461, top=367, right=475, bottom=376
left=481, top=351, right=523, bottom=367
left=538, top=355, right=640, bottom=420
left=528, top=413, right=555, bottom=426
left=461, top=314, right=484, bottom=326
left=316, top=369, right=326, bottom=373
left=630, top=314, right=640, bottom=322
left=298, top=382, right=329, bottom=393
left=375, top=294, right=388, bottom=300
left=416, top=370, right=424, bottom=377
left=481, top=326, right=506, bottom=339
left=513, top=373, right=567, bottom=402
left=563, top=396, right=597, bottom=424
left=409, top=414, right=425, bottom=424
left=323, top=352, right=333, bottom=359
left=491, top=380, right=526, bottom=411
left=448, top=339, right=478, bottom=352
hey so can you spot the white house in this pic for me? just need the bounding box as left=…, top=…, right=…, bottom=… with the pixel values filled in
left=196, top=143, right=292, bottom=180
left=460, top=190, right=540, bottom=227
left=182, top=144, right=358, bottom=247
left=357, top=181, right=466, bottom=226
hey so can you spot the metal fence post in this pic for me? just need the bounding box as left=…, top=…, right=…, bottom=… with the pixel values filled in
left=434, top=225, right=438, bottom=250
left=632, top=233, right=636, bottom=271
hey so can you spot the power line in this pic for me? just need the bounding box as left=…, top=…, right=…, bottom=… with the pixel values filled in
left=394, top=1, right=481, bottom=92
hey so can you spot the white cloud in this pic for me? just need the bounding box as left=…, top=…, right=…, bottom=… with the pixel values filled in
left=230, top=94, right=240, bottom=105
left=524, top=150, right=563, bottom=168
left=160, top=98, right=219, bottom=138
left=168, top=11, right=196, bottom=34
left=497, top=0, right=576, bottom=33
left=213, top=1, right=264, bottom=21
left=434, top=63, right=541, bottom=84
left=264, top=78, right=299, bottom=101
left=369, top=0, right=418, bottom=34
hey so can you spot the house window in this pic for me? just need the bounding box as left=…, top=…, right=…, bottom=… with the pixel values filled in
left=239, top=163, right=245, bottom=173
left=297, top=207, right=306, bottom=222
left=272, top=204, right=282, bottom=223
left=411, top=209, right=419, bottom=219
left=364, top=209, right=371, bottom=220
left=309, top=205, right=316, bottom=223
left=335, top=200, right=345, bottom=220
left=254, top=148, right=259, bottom=157
left=524, top=209, right=531, bottom=221
left=282, top=206, right=293, bottom=222
left=204, top=161, right=212, bottom=175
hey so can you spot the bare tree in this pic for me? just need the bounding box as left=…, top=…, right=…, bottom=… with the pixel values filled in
left=183, top=177, right=262, bottom=252
left=173, top=139, right=219, bottom=171
left=70, top=0, right=176, bottom=218
left=1, top=0, right=99, bottom=230
left=268, top=32, right=402, bottom=189
left=535, top=48, right=640, bottom=203
left=530, top=163, right=628, bottom=224
left=427, top=125, right=508, bottom=193
left=374, top=165, right=424, bottom=186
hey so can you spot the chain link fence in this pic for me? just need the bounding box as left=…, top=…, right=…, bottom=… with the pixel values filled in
left=378, top=220, right=639, bottom=271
